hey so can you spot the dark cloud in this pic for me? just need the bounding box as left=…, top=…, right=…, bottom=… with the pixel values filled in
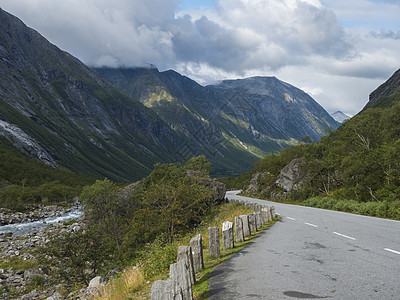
left=371, top=29, right=400, bottom=40
left=1, top=0, right=350, bottom=72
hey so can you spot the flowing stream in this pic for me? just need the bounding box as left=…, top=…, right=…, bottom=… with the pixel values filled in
left=0, top=208, right=83, bottom=236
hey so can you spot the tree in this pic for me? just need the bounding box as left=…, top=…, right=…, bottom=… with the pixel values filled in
left=184, top=155, right=211, bottom=177
left=80, top=179, right=131, bottom=252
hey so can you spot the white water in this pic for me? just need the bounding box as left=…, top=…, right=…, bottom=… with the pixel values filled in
left=0, top=208, right=83, bottom=236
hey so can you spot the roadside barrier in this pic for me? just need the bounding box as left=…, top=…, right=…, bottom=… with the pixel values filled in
left=151, top=198, right=276, bottom=300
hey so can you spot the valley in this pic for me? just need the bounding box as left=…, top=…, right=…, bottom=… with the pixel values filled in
left=0, top=4, right=399, bottom=300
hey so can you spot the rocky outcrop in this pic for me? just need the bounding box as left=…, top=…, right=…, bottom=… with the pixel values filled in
left=364, top=68, right=400, bottom=110
left=276, top=157, right=308, bottom=192
left=245, top=172, right=267, bottom=195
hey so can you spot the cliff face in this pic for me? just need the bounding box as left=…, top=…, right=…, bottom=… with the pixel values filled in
left=363, top=68, right=400, bottom=110
left=0, top=8, right=183, bottom=181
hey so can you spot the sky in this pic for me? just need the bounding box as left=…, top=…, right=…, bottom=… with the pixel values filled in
left=2, top=0, right=400, bottom=116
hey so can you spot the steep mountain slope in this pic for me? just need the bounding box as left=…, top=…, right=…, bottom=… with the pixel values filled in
left=209, top=77, right=339, bottom=141
left=331, top=111, right=350, bottom=123
left=95, top=68, right=339, bottom=176
left=239, top=66, right=400, bottom=206
left=363, top=68, right=400, bottom=109
left=0, top=8, right=183, bottom=181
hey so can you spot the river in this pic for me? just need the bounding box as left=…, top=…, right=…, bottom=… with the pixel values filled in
left=0, top=208, right=83, bottom=236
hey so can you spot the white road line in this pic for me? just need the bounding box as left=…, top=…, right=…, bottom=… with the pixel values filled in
left=305, top=222, right=318, bottom=227
left=287, top=217, right=296, bottom=220
left=384, top=248, right=400, bottom=255
left=333, top=232, right=356, bottom=240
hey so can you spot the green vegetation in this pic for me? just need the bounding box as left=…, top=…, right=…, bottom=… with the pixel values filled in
left=228, top=100, right=400, bottom=220
left=94, top=202, right=278, bottom=300
left=0, top=145, right=94, bottom=210
left=37, top=156, right=225, bottom=294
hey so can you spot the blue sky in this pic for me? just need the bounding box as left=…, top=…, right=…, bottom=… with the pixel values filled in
left=179, top=0, right=216, bottom=10
left=2, top=0, right=399, bottom=115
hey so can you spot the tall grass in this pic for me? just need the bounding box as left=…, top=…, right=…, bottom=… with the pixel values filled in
left=302, top=197, right=400, bottom=220
left=94, top=202, right=254, bottom=300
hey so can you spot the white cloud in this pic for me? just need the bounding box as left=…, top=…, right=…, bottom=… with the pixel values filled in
left=1, top=0, right=399, bottom=115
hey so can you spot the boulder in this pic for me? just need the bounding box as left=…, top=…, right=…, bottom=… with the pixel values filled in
left=276, top=157, right=307, bottom=192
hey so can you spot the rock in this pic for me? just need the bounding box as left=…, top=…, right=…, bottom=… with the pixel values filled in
left=276, top=157, right=307, bottom=192
left=198, top=177, right=226, bottom=205
left=189, top=234, right=204, bottom=273
left=88, top=275, right=105, bottom=289
left=21, top=289, right=40, bottom=299
left=222, top=221, right=234, bottom=249
left=24, top=267, right=45, bottom=281
left=245, top=172, right=267, bottom=195
left=177, top=246, right=195, bottom=285
left=239, top=215, right=251, bottom=238
left=2, top=231, right=13, bottom=238
left=208, top=227, right=220, bottom=258
left=45, top=291, right=62, bottom=300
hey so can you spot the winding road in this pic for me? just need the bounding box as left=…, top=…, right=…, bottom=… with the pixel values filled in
left=208, top=191, right=400, bottom=299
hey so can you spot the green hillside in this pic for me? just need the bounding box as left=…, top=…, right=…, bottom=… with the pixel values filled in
left=227, top=68, right=400, bottom=219
left=0, top=144, right=94, bottom=210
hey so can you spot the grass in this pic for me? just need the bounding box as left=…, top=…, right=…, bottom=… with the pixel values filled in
left=94, top=202, right=279, bottom=299
left=241, top=192, right=400, bottom=221
left=0, top=255, right=39, bottom=271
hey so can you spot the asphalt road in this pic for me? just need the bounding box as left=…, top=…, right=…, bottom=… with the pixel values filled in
left=208, top=191, right=400, bottom=299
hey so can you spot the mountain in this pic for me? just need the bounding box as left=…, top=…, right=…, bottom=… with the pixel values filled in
left=95, top=68, right=339, bottom=176
left=0, top=8, right=183, bottom=181
left=0, top=8, right=338, bottom=180
left=330, top=111, right=350, bottom=123
left=363, top=68, right=400, bottom=109
left=237, top=66, right=400, bottom=207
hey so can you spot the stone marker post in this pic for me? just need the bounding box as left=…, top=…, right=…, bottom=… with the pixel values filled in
left=240, top=215, right=251, bottom=238
left=189, top=234, right=204, bottom=273
left=271, top=206, right=276, bottom=219
left=255, top=211, right=263, bottom=229
left=248, top=213, right=257, bottom=232
left=151, top=279, right=174, bottom=300
left=235, top=216, right=244, bottom=243
left=208, top=227, right=220, bottom=258
left=261, top=207, right=269, bottom=224
left=222, top=221, right=234, bottom=249
left=177, top=246, right=195, bottom=285
left=170, top=259, right=193, bottom=300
